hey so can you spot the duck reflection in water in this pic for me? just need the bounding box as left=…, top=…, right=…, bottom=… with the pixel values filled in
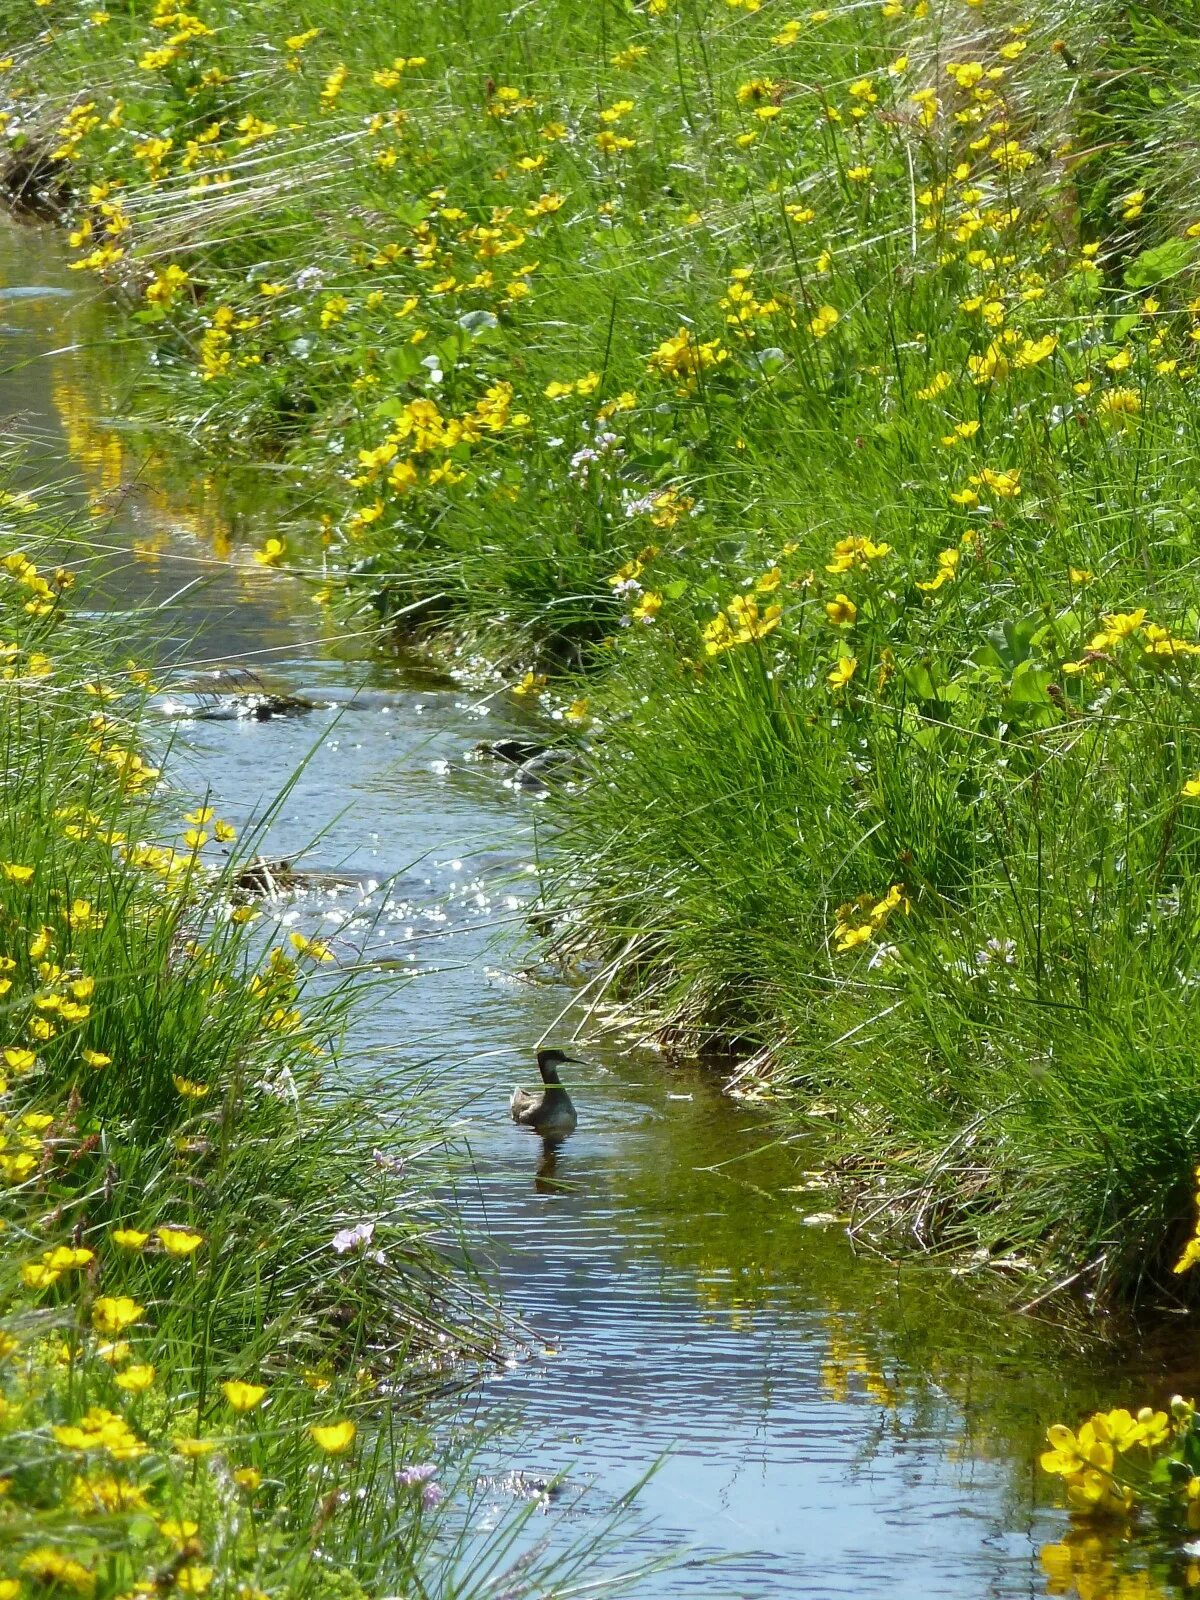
left=534, top=1133, right=572, bottom=1194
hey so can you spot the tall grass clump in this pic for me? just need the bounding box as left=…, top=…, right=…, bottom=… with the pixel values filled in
left=9, top=0, right=1200, bottom=1295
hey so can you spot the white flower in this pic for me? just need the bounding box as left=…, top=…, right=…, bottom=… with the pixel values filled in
left=331, top=1221, right=375, bottom=1255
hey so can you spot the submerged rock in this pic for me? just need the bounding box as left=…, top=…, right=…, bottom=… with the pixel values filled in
left=473, top=736, right=549, bottom=765
left=472, top=737, right=577, bottom=791
left=232, top=857, right=380, bottom=899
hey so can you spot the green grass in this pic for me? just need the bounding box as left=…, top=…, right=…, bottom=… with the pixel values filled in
left=8, top=0, right=1200, bottom=1302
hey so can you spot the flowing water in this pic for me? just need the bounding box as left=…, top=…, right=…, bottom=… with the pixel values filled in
left=2, top=212, right=1194, bottom=1599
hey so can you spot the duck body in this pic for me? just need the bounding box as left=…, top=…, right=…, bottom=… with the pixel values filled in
left=510, top=1048, right=579, bottom=1134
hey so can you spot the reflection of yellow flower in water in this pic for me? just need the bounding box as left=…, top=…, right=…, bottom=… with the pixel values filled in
left=512, top=670, right=547, bottom=698
left=253, top=537, right=286, bottom=567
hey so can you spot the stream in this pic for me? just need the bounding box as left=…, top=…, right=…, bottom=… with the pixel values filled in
left=3, top=212, right=1195, bottom=1599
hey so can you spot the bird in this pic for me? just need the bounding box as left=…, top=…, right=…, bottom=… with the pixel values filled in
left=510, top=1047, right=579, bottom=1135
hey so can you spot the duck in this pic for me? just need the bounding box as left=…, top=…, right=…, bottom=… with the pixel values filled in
left=510, top=1047, right=579, bottom=1135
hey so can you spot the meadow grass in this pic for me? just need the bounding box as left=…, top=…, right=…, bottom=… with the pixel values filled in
left=6, top=0, right=1200, bottom=1301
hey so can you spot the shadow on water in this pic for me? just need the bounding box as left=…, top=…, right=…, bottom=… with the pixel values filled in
left=4, top=211, right=1198, bottom=1598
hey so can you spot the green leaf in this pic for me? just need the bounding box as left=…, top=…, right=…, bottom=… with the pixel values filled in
left=1124, top=238, right=1194, bottom=288
left=902, top=661, right=938, bottom=699
left=1005, top=659, right=1054, bottom=706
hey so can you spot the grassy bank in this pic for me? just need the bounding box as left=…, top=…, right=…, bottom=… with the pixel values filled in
left=0, top=478, right=615, bottom=1596
left=6, top=0, right=1200, bottom=1300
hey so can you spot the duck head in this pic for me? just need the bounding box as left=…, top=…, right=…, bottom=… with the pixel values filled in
left=536, top=1047, right=580, bottom=1085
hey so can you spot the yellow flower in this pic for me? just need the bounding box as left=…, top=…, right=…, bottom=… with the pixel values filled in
left=916, top=371, right=951, bottom=401
left=112, top=1228, right=149, bottom=1249
left=828, top=657, right=858, bottom=691
left=826, top=536, right=891, bottom=574
left=159, top=1519, right=200, bottom=1545
left=222, top=1380, right=266, bottom=1412
left=157, top=1226, right=204, bottom=1257
left=808, top=304, right=839, bottom=339
left=824, top=594, right=857, bottom=627
left=53, top=1406, right=146, bottom=1461
left=288, top=932, right=335, bottom=963
left=81, top=1049, right=112, bottom=1068
left=115, top=1363, right=155, bottom=1392
left=173, top=1075, right=211, bottom=1098
left=311, top=1419, right=357, bottom=1454
left=1097, top=387, right=1142, bottom=422
left=173, top=1437, right=216, bottom=1459
left=234, top=1466, right=262, bottom=1491
left=175, top=1568, right=214, bottom=1595
left=1089, top=609, right=1147, bottom=650
left=67, top=1474, right=147, bottom=1514
left=1014, top=333, right=1057, bottom=368
left=3, top=1048, right=36, bottom=1072
left=92, top=1296, right=145, bottom=1335
left=2, top=863, right=34, bottom=884
left=20, top=1550, right=94, bottom=1595
left=917, top=548, right=961, bottom=592
left=43, top=1245, right=93, bottom=1270
left=975, top=466, right=1021, bottom=498
left=21, top=1263, right=61, bottom=1290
